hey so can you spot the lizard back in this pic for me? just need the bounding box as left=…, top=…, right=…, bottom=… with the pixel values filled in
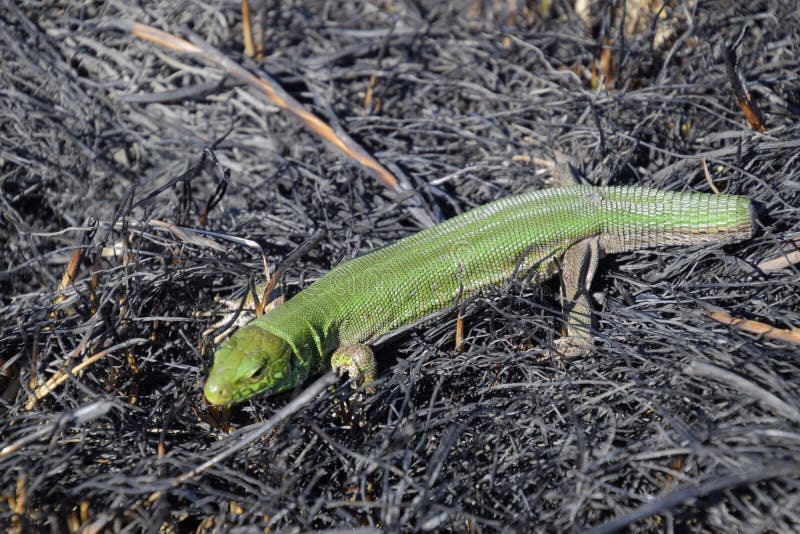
left=275, top=185, right=753, bottom=350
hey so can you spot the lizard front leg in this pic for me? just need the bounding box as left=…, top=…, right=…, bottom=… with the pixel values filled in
left=330, top=343, right=377, bottom=394
left=554, top=236, right=600, bottom=356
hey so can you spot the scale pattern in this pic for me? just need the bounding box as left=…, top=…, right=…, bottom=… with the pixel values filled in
left=205, top=185, right=754, bottom=403
left=253, top=185, right=753, bottom=359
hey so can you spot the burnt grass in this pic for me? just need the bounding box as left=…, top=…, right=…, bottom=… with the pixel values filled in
left=1, top=1, right=800, bottom=532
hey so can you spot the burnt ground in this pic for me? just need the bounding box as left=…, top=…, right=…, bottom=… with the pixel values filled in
left=1, top=1, right=800, bottom=532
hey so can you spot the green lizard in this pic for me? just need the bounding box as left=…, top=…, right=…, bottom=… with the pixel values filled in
left=204, top=183, right=754, bottom=405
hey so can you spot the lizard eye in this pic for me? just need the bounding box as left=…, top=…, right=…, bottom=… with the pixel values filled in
left=247, top=364, right=268, bottom=382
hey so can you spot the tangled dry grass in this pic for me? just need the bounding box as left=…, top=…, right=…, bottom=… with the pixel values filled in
left=1, top=1, right=799, bottom=531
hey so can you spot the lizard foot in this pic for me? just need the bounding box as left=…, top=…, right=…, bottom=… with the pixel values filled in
left=329, top=343, right=376, bottom=427
left=553, top=335, right=593, bottom=357
left=330, top=343, right=377, bottom=396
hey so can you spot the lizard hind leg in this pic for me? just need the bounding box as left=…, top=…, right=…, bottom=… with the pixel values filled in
left=554, top=236, right=600, bottom=356
left=330, top=343, right=377, bottom=394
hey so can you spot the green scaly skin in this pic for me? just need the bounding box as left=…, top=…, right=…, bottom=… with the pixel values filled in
left=204, top=185, right=754, bottom=405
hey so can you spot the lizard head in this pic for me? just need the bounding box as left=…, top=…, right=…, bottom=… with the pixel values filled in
left=204, top=325, right=297, bottom=405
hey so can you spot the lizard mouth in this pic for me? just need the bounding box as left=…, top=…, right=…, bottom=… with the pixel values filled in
left=203, top=370, right=277, bottom=405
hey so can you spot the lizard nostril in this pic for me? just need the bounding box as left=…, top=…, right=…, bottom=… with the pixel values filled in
left=204, top=380, right=230, bottom=404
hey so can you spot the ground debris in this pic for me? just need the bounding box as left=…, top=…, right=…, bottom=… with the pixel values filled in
left=1, top=1, right=799, bottom=532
